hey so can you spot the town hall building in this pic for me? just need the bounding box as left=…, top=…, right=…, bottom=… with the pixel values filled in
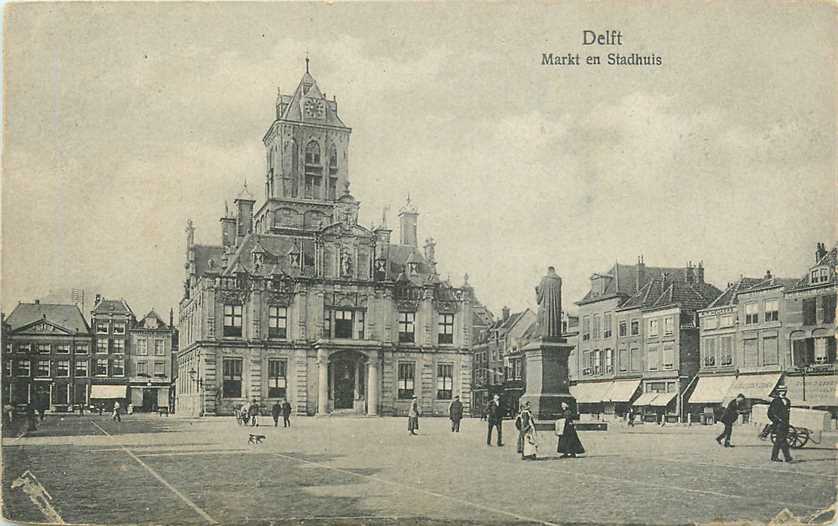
left=176, top=61, right=476, bottom=417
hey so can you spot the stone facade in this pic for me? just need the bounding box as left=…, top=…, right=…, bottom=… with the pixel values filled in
left=176, top=64, right=475, bottom=417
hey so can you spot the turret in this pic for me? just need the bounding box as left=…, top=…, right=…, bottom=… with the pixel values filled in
left=399, top=195, right=418, bottom=247
left=235, top=181, right=255, bottom=243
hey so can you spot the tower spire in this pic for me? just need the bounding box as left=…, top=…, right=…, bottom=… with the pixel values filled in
left=305, top=50, right=310, bottom=73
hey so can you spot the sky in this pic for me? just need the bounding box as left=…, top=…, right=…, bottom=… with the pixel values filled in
left=2, top=1, right=836, bottom=320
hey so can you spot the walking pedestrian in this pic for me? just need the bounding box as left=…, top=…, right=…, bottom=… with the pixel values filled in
left=448, top=395, right=463, bottom=432
left=239, top=401, right=250, bottom=425
left=627, top=407, right=636, bottom=427
left=716, top=393, right=745, bottom=447
left=26, top=403, right=37, bottom=432
left=768, top=386, right=793, bottom=463
left=4, top=402, right=14, bottom=427
left=517, top=402, right=538, bottom=460
left=486, top=394, right=504, bottom=446
left=271, top=401, right=281, bottom=427
left=408, top=396, right=420, bottom=435
left=249, top=399, right=260, bottom=427
left=281, top=399, right=292, bottom=428
left=112, top=401, right=122, bottom=422
left=556, top=401, right=585, bottom=458
left=127, top=402, right=134, bottom=415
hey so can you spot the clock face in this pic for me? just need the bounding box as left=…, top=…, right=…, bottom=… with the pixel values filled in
left=304, top=98, right=325, bottom=120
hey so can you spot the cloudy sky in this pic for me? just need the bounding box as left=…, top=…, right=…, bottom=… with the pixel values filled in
left=3, top=2, right=835, bottom=319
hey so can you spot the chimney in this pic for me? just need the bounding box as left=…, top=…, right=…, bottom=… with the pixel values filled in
left=816, top=242, right=828, bottom=263
left=636, top=255, right=646, bottom=291
left=94, top=294, right=102, bottom=306
left=697, top=260, right=705, bottom=283
left=502, top=306, right=510, bottom=321
left=399, top=196, right=418, bottom=247
left=423, top=237, right=436, bottom=263
left=685, top=261, right=695, bottom=284
left=220, top=214, right=237, bottom=249
left=765, top=269, right=773, bottom=280
left=34, top=299, right=40, bottom=305
left=169, top=307, right=174, bottom=328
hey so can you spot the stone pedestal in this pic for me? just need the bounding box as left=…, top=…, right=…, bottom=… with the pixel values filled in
left=519, top=337, right=576, bottom=420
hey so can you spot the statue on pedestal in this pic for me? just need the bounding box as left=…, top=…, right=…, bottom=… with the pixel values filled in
left=535, top=266, right=563, bottom=340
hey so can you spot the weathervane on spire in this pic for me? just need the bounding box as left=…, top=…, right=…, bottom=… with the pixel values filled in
left=305, top=50, right=310, bottom=73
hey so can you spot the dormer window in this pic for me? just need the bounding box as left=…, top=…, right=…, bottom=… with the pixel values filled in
left=408, top=262, right=419, bottom=274
left=252, top=252, right=263, bottom=268
left=811, top=267, right=830, bottom=284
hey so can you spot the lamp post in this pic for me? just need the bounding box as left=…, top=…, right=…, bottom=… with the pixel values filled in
left=188, top=367, right=203, bottom=417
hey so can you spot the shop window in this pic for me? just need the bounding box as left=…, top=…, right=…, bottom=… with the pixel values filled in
left=54, top=383, right=70, bottom=404
left=436, top=363, right=453, bottom=400
left=223, top=304, right=243, bottom=337
left=74, top=384, right=87, bottom=405
left=334, top=309, right=354, bottom=339
left=398, top=312, right=416, bottom=343
left=438, top=314, right=454, bottom=344
left=75, top=360, right=88, bottom=377
left=223, top=358, right=243, bottom=398
left=763, top=336, right=779, bottom=365
left=95, top=359, right=109, bottom=376
left=268, top=359, right=287, bottom=398
left=764, top=300, right=779, bottom=322
left=398, top=362, right=415, bottom=399
left=269, top=306, right=288, bottom=339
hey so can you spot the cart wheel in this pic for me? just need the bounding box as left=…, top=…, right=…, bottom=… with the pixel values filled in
left=792, top=428, right=810, bottom=449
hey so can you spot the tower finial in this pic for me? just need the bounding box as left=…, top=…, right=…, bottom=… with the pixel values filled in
left=305, top=50, right=310, bottom=73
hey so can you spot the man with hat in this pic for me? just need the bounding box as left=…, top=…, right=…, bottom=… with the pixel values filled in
left=448, top=395, right=464, bottom=432
left=716, top=393, right=746, bottom=447
left=408, top=395, right=420, bottom=436
left=486, top=394, right=504, bottom=446
left=767, top=385, right=793, bottom=462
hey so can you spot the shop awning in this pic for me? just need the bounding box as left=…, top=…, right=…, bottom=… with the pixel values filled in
left=604, top=379, right=642, bottom=402
left=785, top=375, right=838, bottom=407
left=570, top=382, right=612, bottom=403
left=725, top=373, right=781, bottom=402
left=648, top=391, right=677, bottom=407
left=90, top=385, right=127, bottom=399
left=632, top=392, right=660, bottom=406
left=688, top=375, right=737, bottom=404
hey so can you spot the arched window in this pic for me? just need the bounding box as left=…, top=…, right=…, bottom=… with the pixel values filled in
left=328, top=143, right=338, bottom=199
left=305, top=141, right=321, bottom=166
left=289, top=140, right=299, bottom=197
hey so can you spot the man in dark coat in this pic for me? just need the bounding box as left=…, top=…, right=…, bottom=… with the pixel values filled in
left=281, top=399, right=292, bottom=427
left=768, top=386, right=793, bottom=462
left=486, top=394, right=503, bottom=446
left=716, top=393, right=745, bottom=447
left=271, top=401, right=281, bottom=427
left=449, top=395, right=463, bottom=432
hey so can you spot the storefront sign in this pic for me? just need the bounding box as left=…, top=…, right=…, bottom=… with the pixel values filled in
left=785, top=374, right=838, bottom=407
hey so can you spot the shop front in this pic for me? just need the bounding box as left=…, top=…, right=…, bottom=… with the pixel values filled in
left=784, top=371, right=838, bottom=418
left=570, top=381, right=612, bottom=419
left=687, top=374, right=737, bottom=424
left=89, top=384, right=128, bottom=412
left=129, top=382, right=171, bottom=412
left=725, top=372, right=781, bottom=422
left=602, top=379, right=641, bottom=418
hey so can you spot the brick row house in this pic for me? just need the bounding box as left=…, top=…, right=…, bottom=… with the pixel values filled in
left=2, top=302, right=93, bottom=411
left=572, top=258, right=721, bottom=423
left=691, top=243, right=838, bottom=422
left=176, top=64, right=478, bottom=418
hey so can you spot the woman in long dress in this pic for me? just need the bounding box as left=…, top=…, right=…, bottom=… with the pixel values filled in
left=408, top=396, right=420, bottom=435
left=518, top=402, right=538, bottom=460
left=556, top=401, right=585, bottom=458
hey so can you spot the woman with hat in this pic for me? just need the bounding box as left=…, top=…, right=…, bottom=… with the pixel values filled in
left=516, top=401, right=538, bottom=460
left=408, top=396, right=420, bottom=436
left=556, top=401, right=585, bottom=458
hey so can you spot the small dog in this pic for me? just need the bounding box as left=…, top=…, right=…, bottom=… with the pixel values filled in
left=248, top=434, right=266, bottom=444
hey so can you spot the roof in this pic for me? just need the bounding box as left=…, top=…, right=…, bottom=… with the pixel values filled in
left=619, top=277, right=721, bottom=313
left=92, top=298, right=134, bottom=317
left=278, top=67, right=347, bottom=128
left=6, top=303, right=90, bottom=334
left=789, top=245, right=838, bottom=292
left=736, top=276, right=798, bottom=295
left=136, top=310, right=168, bottom=330
left=704, top=277, right=764, bottom=309
left=577, top=262, right=696, bottom=305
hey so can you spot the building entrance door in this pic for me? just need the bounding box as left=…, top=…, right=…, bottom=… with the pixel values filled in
left=33, top=383, right=50, bottom=411
left=333, top=359, right=355, bottom=409
left=142, top=388, right=156, bottom=412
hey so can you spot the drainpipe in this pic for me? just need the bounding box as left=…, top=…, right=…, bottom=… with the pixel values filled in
left=680, top=374, right=699, bottom=424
